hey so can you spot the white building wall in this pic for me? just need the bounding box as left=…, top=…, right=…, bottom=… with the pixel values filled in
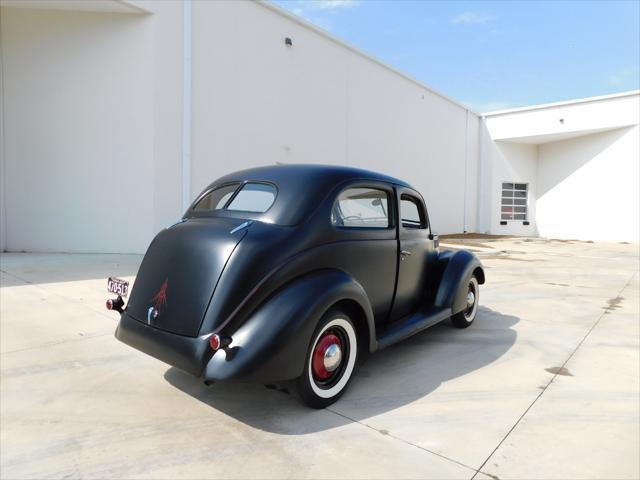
left=0, top=1, right=637, bottom=253
left=146, top=0, right=185, bottom=234
left=464, top=113, right=480, bottom=233
left=484, top=92, right=639, bottom=241
left=1, top=6, right=157, bottom=253
left=1, top=24, right=6, bottom=253
left=537, top=125, right=639, bottom=241
left=487, top=141, right=538, bottom=237
left=485, top=92, right=639, bottom=142
left=1, top=0, right=479, bottom=254
left=190, top=0, right=478, bottom=236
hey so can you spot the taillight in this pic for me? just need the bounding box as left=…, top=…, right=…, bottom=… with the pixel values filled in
left=209, top=334, right=221, bottom=350
left=209, top=333, right=232, bottom=351
left=105, top=296, right=124, bottom=313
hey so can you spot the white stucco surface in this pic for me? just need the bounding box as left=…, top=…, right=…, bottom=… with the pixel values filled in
left=1, top=7, right=156, bottom=253
left=487, top=141, right=538, bottom=237
left=536, top=125, right=639, bottom=241
left=485, top=91, right=639, bottom=143
left=0, top=1, right=638, bottom=252
left=0, top=0, right=480, bottom=253
left=485, top=92, right=639, bottom=241
left=189, top=0, right=479, bottom=238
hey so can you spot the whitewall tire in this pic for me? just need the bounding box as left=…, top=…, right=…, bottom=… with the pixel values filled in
left=296, top=311, right=358, bottom=408
left=451, top=275, right=479, bottom=328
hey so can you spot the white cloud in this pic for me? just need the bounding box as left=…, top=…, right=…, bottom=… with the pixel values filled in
left=607, top=67, right=639, bottom=87
left=607, top=74, right=624, bottom=86
left=286, top=0, right=359, bottom=31
left=308, top=0, right=359, bottom=10
left=289, top=0, right=358, bottom=14
left=288, top=8, right=333, bottom=30
left=464, top=100, right=513, bottom=113
left=451, top=11, right=494, bottom=25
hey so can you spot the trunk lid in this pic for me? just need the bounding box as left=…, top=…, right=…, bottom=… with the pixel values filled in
left=126, top=217, right=246, bottom=336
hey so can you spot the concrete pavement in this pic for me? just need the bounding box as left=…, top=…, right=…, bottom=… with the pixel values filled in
left=1, top=239, right=638, bottom=479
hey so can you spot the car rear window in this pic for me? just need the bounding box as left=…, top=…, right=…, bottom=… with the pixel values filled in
left=192, top=183, right=240, bottom=211
left=193, top=182, right=277, bottom=214
left=226, top=183, right=276, bottom=213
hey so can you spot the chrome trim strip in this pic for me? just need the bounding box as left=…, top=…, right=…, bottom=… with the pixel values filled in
left=230, top=220, right=253, bottom=235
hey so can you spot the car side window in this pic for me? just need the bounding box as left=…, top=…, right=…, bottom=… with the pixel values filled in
left=401, top=194, right=427, bottom=229
left=332, top=187, right=390, bottom=228
left=193, top=183, right=240, bottom=211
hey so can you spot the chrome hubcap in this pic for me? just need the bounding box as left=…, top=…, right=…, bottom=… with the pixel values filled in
left=323, top=343, right=342, bottom=372
left=466, top=291, right=475, bottom=308
left=312, top=331, right=344, bottom=381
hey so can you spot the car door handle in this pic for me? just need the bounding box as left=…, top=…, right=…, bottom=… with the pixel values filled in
left=400, top=250, right=412, bottom=259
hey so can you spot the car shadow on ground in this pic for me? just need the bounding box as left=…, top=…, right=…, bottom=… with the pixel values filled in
left=164, top=306, right=518, bottom=434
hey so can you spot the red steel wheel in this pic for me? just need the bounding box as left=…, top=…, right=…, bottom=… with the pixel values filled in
left=311, top=331, right=343, bottom=381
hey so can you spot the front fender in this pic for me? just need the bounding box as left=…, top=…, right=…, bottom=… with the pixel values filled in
left=203, top=269, right=374, bottom=383
left=434, top=250, right=485, bottom=314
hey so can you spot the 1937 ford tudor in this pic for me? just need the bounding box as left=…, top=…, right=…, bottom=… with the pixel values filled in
left=109, top=164, right=485, bottom=408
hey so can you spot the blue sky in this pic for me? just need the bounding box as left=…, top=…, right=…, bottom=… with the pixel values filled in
left=272, top=0, right=640, bottom=112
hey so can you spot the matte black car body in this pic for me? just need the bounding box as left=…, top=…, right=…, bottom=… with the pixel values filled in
left=114, top=164, right=485, bottom=405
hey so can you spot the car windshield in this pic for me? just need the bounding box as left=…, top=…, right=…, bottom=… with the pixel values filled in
left=192, top=182, right=276, bottom=214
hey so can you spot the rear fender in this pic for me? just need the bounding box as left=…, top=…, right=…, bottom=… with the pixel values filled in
left=203, top=269, right=374, bottom=383
left=434, top=250, right=485, bottom=315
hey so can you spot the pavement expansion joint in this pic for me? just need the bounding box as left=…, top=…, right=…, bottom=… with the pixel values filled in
left=470, top=270, right=638, bottom=479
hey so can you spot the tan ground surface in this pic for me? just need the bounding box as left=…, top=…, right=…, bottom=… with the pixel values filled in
left=1, top=238, right=638, bottom=479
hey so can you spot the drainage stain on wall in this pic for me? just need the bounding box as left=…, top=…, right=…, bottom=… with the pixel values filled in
left=603, top=296, right=624, bottom=312
left=545, top=366, right=574, bottom=376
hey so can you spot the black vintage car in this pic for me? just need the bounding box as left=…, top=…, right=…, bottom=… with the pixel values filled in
left=109, top=164, right=485, bottom=408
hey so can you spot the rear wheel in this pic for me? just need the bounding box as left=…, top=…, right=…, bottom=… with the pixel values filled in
left=296, top=310, right=358, bottom=409
left=451, top=276, right=479, bottom=328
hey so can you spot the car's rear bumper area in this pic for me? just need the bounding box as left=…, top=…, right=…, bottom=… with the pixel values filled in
left=115, top=312, right=212, bottom=377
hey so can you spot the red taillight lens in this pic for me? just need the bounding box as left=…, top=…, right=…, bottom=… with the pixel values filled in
left=105, top=296, right=124, bottom=313
left=209, top=333, right=232, bottom=351
left=209, top=334, right=221, bottom=350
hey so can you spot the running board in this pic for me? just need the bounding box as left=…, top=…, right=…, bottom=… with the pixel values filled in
left=377, top=306, right=452, bottom=350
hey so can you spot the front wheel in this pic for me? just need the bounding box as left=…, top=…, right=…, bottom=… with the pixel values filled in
left=451, top=276, right=479, bottom=328
left=296, top=310, right=358, bottom=409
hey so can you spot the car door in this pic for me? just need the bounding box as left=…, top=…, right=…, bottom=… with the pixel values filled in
left=389, top=188, right=437, bottom=320
left=328, top=182, right=398, bottom=325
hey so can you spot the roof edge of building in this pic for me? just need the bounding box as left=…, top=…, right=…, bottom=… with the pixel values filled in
left=482, top=90, right=640, bottom=117
left=257, top=0, right=478, bottom=117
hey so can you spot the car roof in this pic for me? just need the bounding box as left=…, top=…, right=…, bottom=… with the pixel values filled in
left=194, top=164, right=414, bottom=226
left=212, top=164, right=412, bottom=189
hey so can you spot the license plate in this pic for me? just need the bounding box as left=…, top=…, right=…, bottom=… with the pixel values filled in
left=107, top=277, right=129, bottom=297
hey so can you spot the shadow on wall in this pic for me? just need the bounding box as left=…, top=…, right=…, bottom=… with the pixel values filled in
left=537, top=126, right=632, bottom=198
left=164, top=306, right=518, bottom=434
